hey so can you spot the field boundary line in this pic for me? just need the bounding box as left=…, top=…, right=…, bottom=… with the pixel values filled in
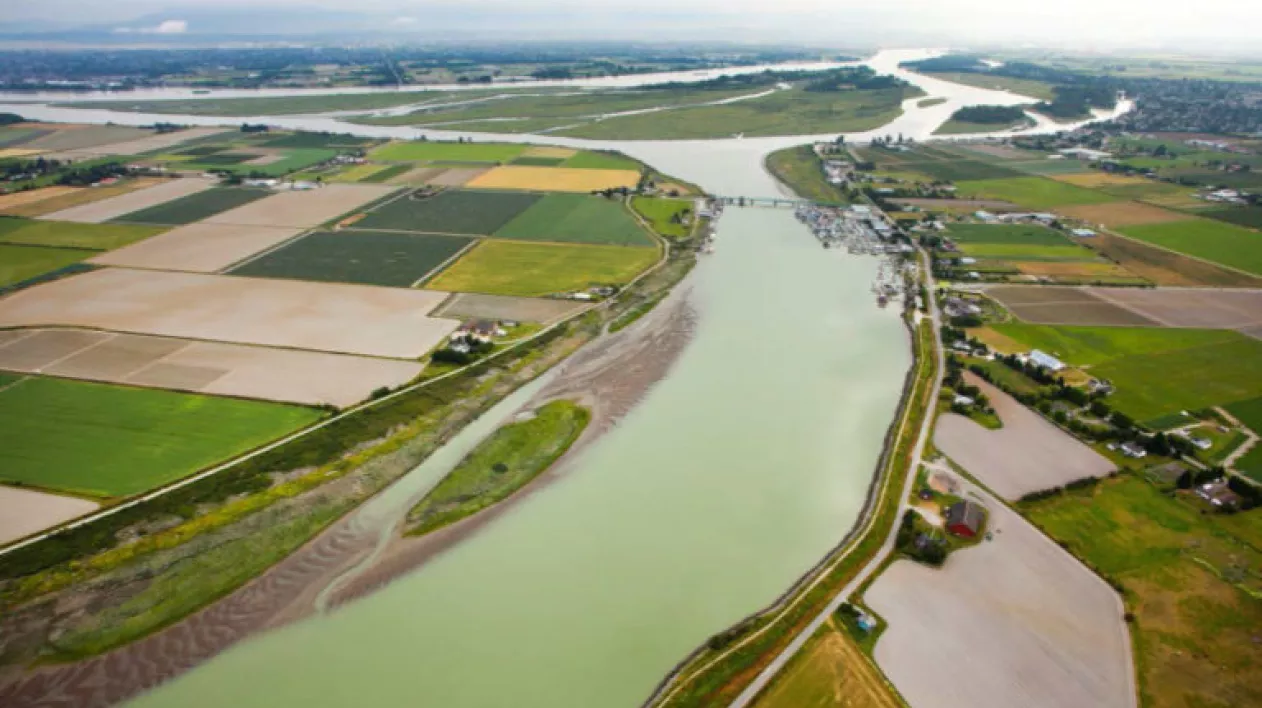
left=0, top=200, right=679, bottom=559
left=1103, top=225, right=1262, bottom=282
left=411, top=238, right=480, bottom=288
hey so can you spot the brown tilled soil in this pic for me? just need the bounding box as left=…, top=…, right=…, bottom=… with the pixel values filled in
left=204, top=183, right=397, bottom=229
left=0, top=268, right=457, bottom=359
left=90, top=223, right=304, bottom=273
left=1083, top=232, right=1262, bottom=288
left=40, top=178, right=216, bottom=224
left=986, top=285, right=1162, bottom=326
left=0, top=187, right=80, bottom=212
left=1058, top=201, right=1186, bottom=227
left=432, top=292, right=587, bottom=324
left=0, top=180, right=164, bottom=218
left=65, top=128, right=233, bottom=157
left=1086, top=287, right=1262, bottom=332
left=0, top=486, right=98, bottom=546
left=426, top=167, right=488, bottom=187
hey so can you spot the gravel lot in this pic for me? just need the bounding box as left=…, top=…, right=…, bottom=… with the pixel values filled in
left=0, top=484, right=98, bottom=545
left=934, top=373, right=1114, bottom=499
left=91, top=223, right=304, bottom=273
left=40, top=178, right=216, bottom=223
left=204, top=183, right=396, bottom=228
left=866, top=489, right=1134, bottom=708
left=0, top=268, right=457, bottom=359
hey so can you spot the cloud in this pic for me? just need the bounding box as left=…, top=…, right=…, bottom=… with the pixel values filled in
left=115, top=19, right=189, bottom=34
left=390, top=16, right=418, bottom=26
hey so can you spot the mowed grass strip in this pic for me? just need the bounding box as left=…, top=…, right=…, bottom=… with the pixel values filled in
left=355, top=189, right=540, bottom=235
left=427, top=239, right=658, bottom=297
left=1118, top=218, right=1262, bottom=276
left=955, top=176, right=1115, bottom=209
left=0, top=244, right=96, bottom=286
left=0, top=376, right=321, bottom=498
left=0, top=217, right=166, bottom=250
left=632, top=196, right=693, bottom=239
left=495, top=193, right=654, bottom=247
left=369, top=141, right=525, bottom=163
left=110, top=187, right=271, bottom=225
left=230, top=229, right=474, bottom=287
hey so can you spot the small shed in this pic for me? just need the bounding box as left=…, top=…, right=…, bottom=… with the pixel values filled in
left=945, top=500, right=986, bottom=538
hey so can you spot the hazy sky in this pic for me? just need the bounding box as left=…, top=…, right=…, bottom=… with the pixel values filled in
left=5, top=0, right=1261, bottom=51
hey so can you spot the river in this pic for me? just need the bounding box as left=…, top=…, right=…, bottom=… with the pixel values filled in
left=2, top=49, right=1130, bottom=707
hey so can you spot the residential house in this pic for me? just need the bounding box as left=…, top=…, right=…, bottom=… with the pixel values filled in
left=1120, top=441, right=1148, bottom=459
left=1196, top=479, right=1242, bottom=509
left=1070, top=228, right=1097, bottom=237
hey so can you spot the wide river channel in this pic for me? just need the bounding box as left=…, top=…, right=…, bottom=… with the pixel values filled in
left=0, top=49, right=1130, bottom=708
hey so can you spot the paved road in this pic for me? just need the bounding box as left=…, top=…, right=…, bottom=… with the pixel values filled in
left=728, top=247, right=944, bottom=707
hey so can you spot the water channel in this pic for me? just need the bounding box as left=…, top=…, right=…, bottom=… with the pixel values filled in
left=0, top=49, right=1132, bottom=707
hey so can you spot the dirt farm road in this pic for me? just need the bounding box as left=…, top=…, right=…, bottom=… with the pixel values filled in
left=726, top=248, right=945, bottom=708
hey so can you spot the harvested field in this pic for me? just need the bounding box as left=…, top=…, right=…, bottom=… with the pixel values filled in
left=62, top=127, right=232, bottom=157
left=427, top=167, right=489, bottom=187
left=1053, top=172, right=1156, bottom=188
left=755, top=619, right=901, bottom=708
left=495, top=193, right=654, bottom=247
left=0, top=187, right=79, bottom=211
left=204, top=183, right=396, bottom=228
left=21, top=125, right=152, bottom=153
left=89, top=223, right=304, bottom=273
left=1015, top=261, right=1137, bottom=279
left=387, top=166, right=447, bottom=185
left=230, top=230, right=474, bottom=287
left=1086, top=287, right=1262, bottom=332
left=986, top=286, right=1161, bottom=326
left=110, top=187, right=272, bottom=226
left=935, top=374, right=1115, bottom=499
left=0, top=376, right=321, bottom=498
left=0, top=328, right=423, bottom=407
left=355, top=189, right=539, bottom=235
left=1058, top=202, right=1186, bottom=227
left=523, top=146, right=576, bottom=159
left=0, top=148, right=42, bottom=158
left=41, top=178, right=216, bottom=223
left=867, top=486, right=1132, bottom=708
left=0, top=268, right=458, bottom=359
left=0, top=484, right=98, bottom=546
left=1084, top=231, right=1262, bottom=287
left=431, top=293, right=587, bottom=323
left=891, top=197, right=1019, bottom=212
left=0, top=244, right=95, bottom=286
left=466, top=165, right=640, bottom=193
left=427, top=240, right=658, bottom=297
left=0, top=178, right=163, bottom=218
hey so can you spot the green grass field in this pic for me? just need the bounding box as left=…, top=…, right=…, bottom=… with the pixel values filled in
left=359, top=163, right=412, bottom=183
left=632, top=197, right=693, bottom=239
left=561, top=151, right=641, bottom=170
left=901, top=158, right=1024, bottom=182
left=1022, top=474, right=1262, bottom=708
left=1225, top=397, right=1262, bottom=481
left=355, top=189, right=540, bottom=235
left=230, top=230, right=473, bottom=287
left=991, top=323, right=1240, bottom=367
left=110, top=187, right=271, bottom=225
left=765, top=145, right=849, bottom=204
left=955, top=176, right=1115, bottom=209
left=369, top=141, right=525, bottom=163
left=0, top=243, right=95, bottom=286
left=1203, top=207, right=1262, bottom=230
left=0, top=377, right=321, bottom=497
left=1118, top=219, right=1262, bottom=276
left=406, top=400, right=589, bottom=535
left=0, top=217, right=165, bottom=250
left=222, top=148, right=338, bottom=177
left=427, top=239, right=659, bottom=297
left=495, top=194, right=653, bottom=247
left=260, top=132, right=377, bottom=149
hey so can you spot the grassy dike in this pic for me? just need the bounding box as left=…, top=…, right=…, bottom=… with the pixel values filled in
left=0, top=173, right=701, bottom=667
left=650, top=315, right=937, bottom=707
left=405, top=400, right=590, bottom=536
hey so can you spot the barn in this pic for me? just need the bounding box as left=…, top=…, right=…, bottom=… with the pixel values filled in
left=945, top=500, right=986, bottom=538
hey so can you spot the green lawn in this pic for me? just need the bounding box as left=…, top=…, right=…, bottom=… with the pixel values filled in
left=561, top=151, right=641, bottom=170
left=0, top=217, right=165, bottom=250
left=947, top=223, right=1105, bottom=263
left=1118, top=219, right=1262, bottom=277
left=1225, top=397, right=1262, bottom=481
left=230, top=230, right=474, bottom=287
left=110, top=187, right=271, bottom=225
left=406, top=400, right=589, bottom=535
left=991, top=323, right=1239, bottom=367
left=0, top=377, right=321, bottom=498
left=955, top=176, right=1115, bottom=209
left=427, top=239, right=659, bottom=297
left=369, top=141, right=525, bottom=163
left=1022, top=474, right=1262, bottom=707
left=0, top=244, right=95, bottom=286
left=355, top=189, right=540, bottom=235
left=495, top=194, right=653, bottom=247
left=632, top=196, right=694, bottom=239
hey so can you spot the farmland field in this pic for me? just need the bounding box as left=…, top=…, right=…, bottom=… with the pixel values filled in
left=901, top=159, right=1022, bottom=182
left=110, top=187, right=272, bottom=225
left=231, top=230, right=474, bottom=287
left=370, top=141, right=525, bottom=163
left=427, top=240, right=658, bottom=297
left=1203, top=206, right=1262, bottom=230
left=755, top=619, right=901, bottom=708
left=355, top=189, right=540, bottom=235
left=0, top=218, right=165, bottom=250
left=260, top=133, right=377, bottom=149
left=1082, top=231, right=1262, bottom=287
left=1118, top=219, right=1262, bottom=276
left=1226, top=397, right=1262, bottom=480
left=561, top=151, right=641, bottom=170
left=1022, top=474, right=1262, bottom=708
left=990, top=323, right=1240, bottom=367
left=466, top=165, right=641, bottom=193
left=360, top=164, right=412, bottom=183
left=632, top=197, right=693, bottom=239
left=495, top=194, right=653, bottom=247
left=42, top=178, right=215, bottom=223
left=1057, top=201, right=1186, bottom=227
left=0, top=376, right=320, bottom=498
left=955, top=177, right=1115, bottom=209
left=0, top=244, right=95, bottom=286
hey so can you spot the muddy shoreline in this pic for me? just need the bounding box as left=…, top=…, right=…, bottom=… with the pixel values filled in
left=0, top=270, right=699, bottom=708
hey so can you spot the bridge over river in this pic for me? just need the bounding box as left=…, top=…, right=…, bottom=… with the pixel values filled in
left=716, top=196, right=847, bottom=209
